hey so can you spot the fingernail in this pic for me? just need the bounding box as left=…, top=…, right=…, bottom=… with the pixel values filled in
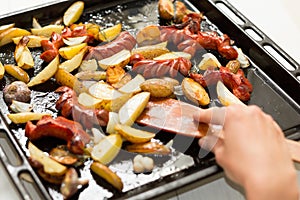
left=199, top=137, right=208, bottom=149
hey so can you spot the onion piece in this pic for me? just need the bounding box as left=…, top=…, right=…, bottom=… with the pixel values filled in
left=10, top=100, right=33, bottom=113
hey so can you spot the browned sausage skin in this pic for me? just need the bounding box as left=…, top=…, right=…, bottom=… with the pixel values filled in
left=85, top=31, right=137, bottom=60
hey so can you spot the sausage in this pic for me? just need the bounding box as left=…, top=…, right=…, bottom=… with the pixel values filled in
left=132, top=57, right=192, bottom=78
left=85, top=31, right=136, bottom=60
left=40, top=32, right=64, bottom=62
left=25, top=116, right=90, bottom=154
left=190, top=67, right=253, bottom=101
left=55, top=86, right=109, bottom=129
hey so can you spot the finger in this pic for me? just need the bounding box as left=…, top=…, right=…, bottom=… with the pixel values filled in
left=198, top=135, right=223, bottom=154
left=193, top=107, right=226, bottom=126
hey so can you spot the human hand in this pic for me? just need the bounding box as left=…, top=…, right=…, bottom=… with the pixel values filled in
left=194, top=104, right=299, bottom=200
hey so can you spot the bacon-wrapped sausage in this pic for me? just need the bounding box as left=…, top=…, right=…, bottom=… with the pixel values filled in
left=55, top=86, right=109, bottom=129
left=190, top=67, right=253, bottom=101
left=85, top=31, right=136, bottom=60
left=132, top=57, right=192, bottom=78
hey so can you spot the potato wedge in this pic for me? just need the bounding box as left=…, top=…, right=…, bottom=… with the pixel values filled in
left=0, top=23, right=15, bottom=34
left=154, top=51, right=192, bottom=60
left=75, top=70, right=106, bottom=81
left=91, top=162, right=123, bottom=191
left=0, top=28, right=31, bottom=46
left=98, top=23, right=122, bottom=42
left=12, top=35, right=49, bottom=48
left=98, top=49, right=131, bottom=70
left=216, top=81, right=244, bottom=106
left=91, top=134, right=122, bottom=164
left=236, top=48, right=250, bottom=68
left=28, top=142, right=67, bottom=176
left=59, top=43, right=87, bottom=60
left=27, top=55, right=59, bottom=87
left=78, top=92, right=103, bottom=108
left=140, top=78, right=174, bottom=98
left=106, top=112, right=120, bottom=134
left=0, top=61, right=5, bottom=80
left=59, top=47, right=87, bottom=72
left=4, top=64, right=30, bottom=83
left=197, top=53, right=221, bottom=70
left=181, top=78, right=210, bottom=106
left=89, top=81, right=132, bottom=111
left=115, top=124, right=155, bottom=143
left=162, top=77, right=180, bottom=87
left=31, top=25, right=64, bottom=37
left=89, top=81, right=119, bottom=101
left=131, top=43, right=169, bottom=60
left=16, top=47, right=34, bottom=70
left=54, top=68, right=87, bottom=94
left=63, top=1, right=84, bottom=26
left=7, top=112, right=50, bottom=124
left=118, top=92, right=150, bottom=126
left=32, top=17, right=42, bottom=29
left=118, top=74, right=145, bottom=94
left=78, top=59, right=98, bottom=72
left=111, top=73, right=132, bottom=89
left=126, top=141, right=170, bottom=155
left=14, top=36, right=34, bottom=69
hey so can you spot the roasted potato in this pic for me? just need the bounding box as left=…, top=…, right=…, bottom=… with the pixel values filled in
left=181, top=77, right=210, bottom=106
left=88, top=81, right=132, bottom=111
left=4, top=64, right=30, bottom=83
left=12, top=35, right=49, bottom=48
left=91, top=134, right=122, bottom=164
left=91, top=161, right=123, bottom=191
left=14, top=36, right=34, bottom=70
left=118, top=92, right=150, bottom=126
left=78, top=92, right=103, bottom=109
left=63, top=1, right=85, bottom=26
left=154, top=51, right=191, bottom=60
left=131, top=42, right=169, bottom=59
left=98, top=49, right=131, bottom=70
left=54, top=68, right=88, bottom=94
left=126, top=141, right=171, bottom=155
left=0, top=23, right=15, bottom=34
left=31, top=25, right=64, bottom=37
left=0, top=27, right=31, bottom=46
left=140, top=78, right=174, bottom=98
left=118, top=74, right=145, bottom=94
left=216, top=81, right=244, bottom=106
left=75, top=70, right=106, bottom=81
left=59, top=47, right=87, bottom=72
left=27, top=55, right=59, bottom=87
left=7, top=112, right=50, bottom=124
left=98, top=23, right=122, bottom=42
left=28, top=142, right=67, bottom=176
left=114, top=123, right=155, bottom=144
left=0, top=61, right=4, bottom=80
left=58, top=43, right=87, bottom=60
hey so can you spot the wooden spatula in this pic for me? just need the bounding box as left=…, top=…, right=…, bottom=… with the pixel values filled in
left=136, top=98, right=300, bottom=163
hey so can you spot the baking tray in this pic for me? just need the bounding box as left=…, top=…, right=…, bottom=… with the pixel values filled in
left=0, top=0, right=300, bottom=199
